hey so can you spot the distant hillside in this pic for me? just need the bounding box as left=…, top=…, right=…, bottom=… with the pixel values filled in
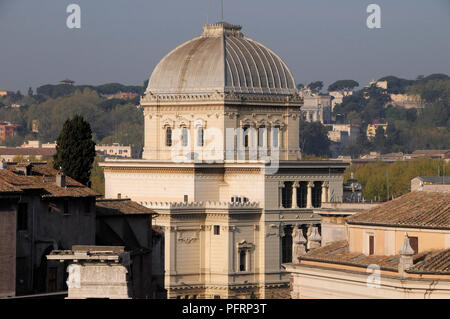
left=0, top=84, right=145, bottom=155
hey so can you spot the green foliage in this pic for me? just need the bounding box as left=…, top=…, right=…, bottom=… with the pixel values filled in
left=299, top=120, right=331, bottom=157
left=1, top=83, right=145, bottom=157
left=307, top=81, right=323, bottom=93
left=377, top=76, right=414, bottom=94
left=53, top=115, right=96, bottom=185
left=328, top=80, right=359, bottom=92
left=335, top=74, right=450, bottom=156
left=36, top=83, right=144, bottom=99
left=345, top=158, right=450, bottom=201
left=90, top=155, right=105, bottom=196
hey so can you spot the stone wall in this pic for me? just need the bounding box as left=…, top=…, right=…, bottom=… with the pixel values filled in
left=0, top=201, right=16, bottom=297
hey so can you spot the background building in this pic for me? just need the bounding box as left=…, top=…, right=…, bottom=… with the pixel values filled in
left=285, top=179, right=450, bottom=299
left=95, top=143, right=137, bottom=158
left=0, top=122, right=19, bottom=141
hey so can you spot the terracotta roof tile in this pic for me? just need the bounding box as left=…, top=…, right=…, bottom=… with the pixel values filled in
left=0, top=147, right=55, bottom=156
left=0, top=163, right=98, bottom=198
left=299, top=241, right=450, bottom=275
left=346, top=191, right=450, bottom=230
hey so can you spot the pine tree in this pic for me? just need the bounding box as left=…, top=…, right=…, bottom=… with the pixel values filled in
left=53, top=115, right=96, bottom=185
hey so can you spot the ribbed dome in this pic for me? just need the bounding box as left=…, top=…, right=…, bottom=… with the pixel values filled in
left=146, top=22, right=297, bottom=96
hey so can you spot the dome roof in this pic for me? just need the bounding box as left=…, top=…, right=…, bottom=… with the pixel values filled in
left=146, top=22, right=297, bottom=96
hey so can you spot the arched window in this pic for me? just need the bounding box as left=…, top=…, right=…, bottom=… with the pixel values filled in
left=272, top=126, right=280, bottom=148
left=197, top=127, right=204, bottom=147
left=182, top=127, right=188, bottom=147
left=243, top=126, right=249, bottom=148
left=258, top=126, right=265, bottom=148
left=166, top=127, right=172, bottom=147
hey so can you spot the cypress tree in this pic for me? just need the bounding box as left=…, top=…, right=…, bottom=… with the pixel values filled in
left=53, top=115, right=96, bottom=185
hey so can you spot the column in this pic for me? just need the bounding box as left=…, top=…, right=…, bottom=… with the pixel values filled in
left=292, top=181, right=299, bottom=208
left=321, top=181, right=329, bottom=205
left=306, top=181, right=314, bottom=208
left=278, top=181, right=285, bottom=208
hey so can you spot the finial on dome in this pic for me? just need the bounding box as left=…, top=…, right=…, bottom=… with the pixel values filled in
left=202, top=22, right=243, bottom=37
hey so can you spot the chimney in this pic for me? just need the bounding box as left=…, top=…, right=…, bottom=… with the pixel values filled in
left=15, top=163, right=32, bottom=176
left=398, top=232, right=415, bottom=278
left=56, top=171, right=66, bottom=187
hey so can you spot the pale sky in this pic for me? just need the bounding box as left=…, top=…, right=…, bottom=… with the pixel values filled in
left=0, top=0, right=449, bottom=93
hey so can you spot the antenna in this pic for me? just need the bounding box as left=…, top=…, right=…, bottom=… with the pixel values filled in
left=221, top=0, right=224, bottom=22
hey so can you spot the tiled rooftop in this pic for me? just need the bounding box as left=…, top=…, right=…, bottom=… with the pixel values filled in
left=96, top=198, right=156, bottom=216
left=0, top=163, right=98, bottom=198
left=0, top=147, right=55, bottom=156
left=346, top=191, right=450, bottom=230
left=299, top=241, right=450, bottom=275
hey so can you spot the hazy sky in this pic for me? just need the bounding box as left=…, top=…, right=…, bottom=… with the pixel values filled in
left=1, top=0, right=449, bottom=93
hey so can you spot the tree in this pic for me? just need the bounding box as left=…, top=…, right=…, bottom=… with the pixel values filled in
left=28, top=87, right=33, bottom=97
left=373, top=126, right=387, bottom=153
left=53, top=115, right=96, bottom=185
left=328, top=80, right=359, bottom=92
left=307, top=81, right=323, bottom=94
left=299, top=121, right=331, bottom=157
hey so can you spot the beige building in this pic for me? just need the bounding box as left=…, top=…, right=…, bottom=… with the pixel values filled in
left=96, top=143, right=137, bottom=158
left=100, top=22, right=350, bottom=299
left=328, top=90, right=353, bottom=110
left=285, top=183, right=450, bottom=299
left=301, top=93, right=332, bottom=124
left=366, top=123, right=387, bottom=139
left=326, top=124, right=360, bottom=144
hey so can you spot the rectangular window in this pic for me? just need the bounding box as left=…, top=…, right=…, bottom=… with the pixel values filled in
left=166, top=127, right=172, bottom=147
left=214, top=225, right=220, bottom=235
left=48, top=267, right=58, bottom=292
left=17, top=203, right=28, bottom=231
left=239, top=250, right=247, bottom=271
left=63, top=200, right=69, bottom=215
left=369, top=235, right=374, bottom=255
left=409, top=236, right=418, bottom=254
left=84, top=199, right=91, bottom=214
left=197, top=127, right=204, bottom=147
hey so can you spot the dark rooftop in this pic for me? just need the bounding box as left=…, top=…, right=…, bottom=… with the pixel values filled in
left=96, top=198, right=156, bottom=216
left=0, top=162, right=98, bottom=198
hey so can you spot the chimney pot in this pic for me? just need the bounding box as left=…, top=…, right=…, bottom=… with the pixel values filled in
left=56, top=171, right=66, bottom=187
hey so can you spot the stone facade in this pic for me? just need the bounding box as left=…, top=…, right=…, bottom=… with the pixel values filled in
left=47, top=246, right=132, bottom=299
left=100, top=22, right=350, bottom=299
